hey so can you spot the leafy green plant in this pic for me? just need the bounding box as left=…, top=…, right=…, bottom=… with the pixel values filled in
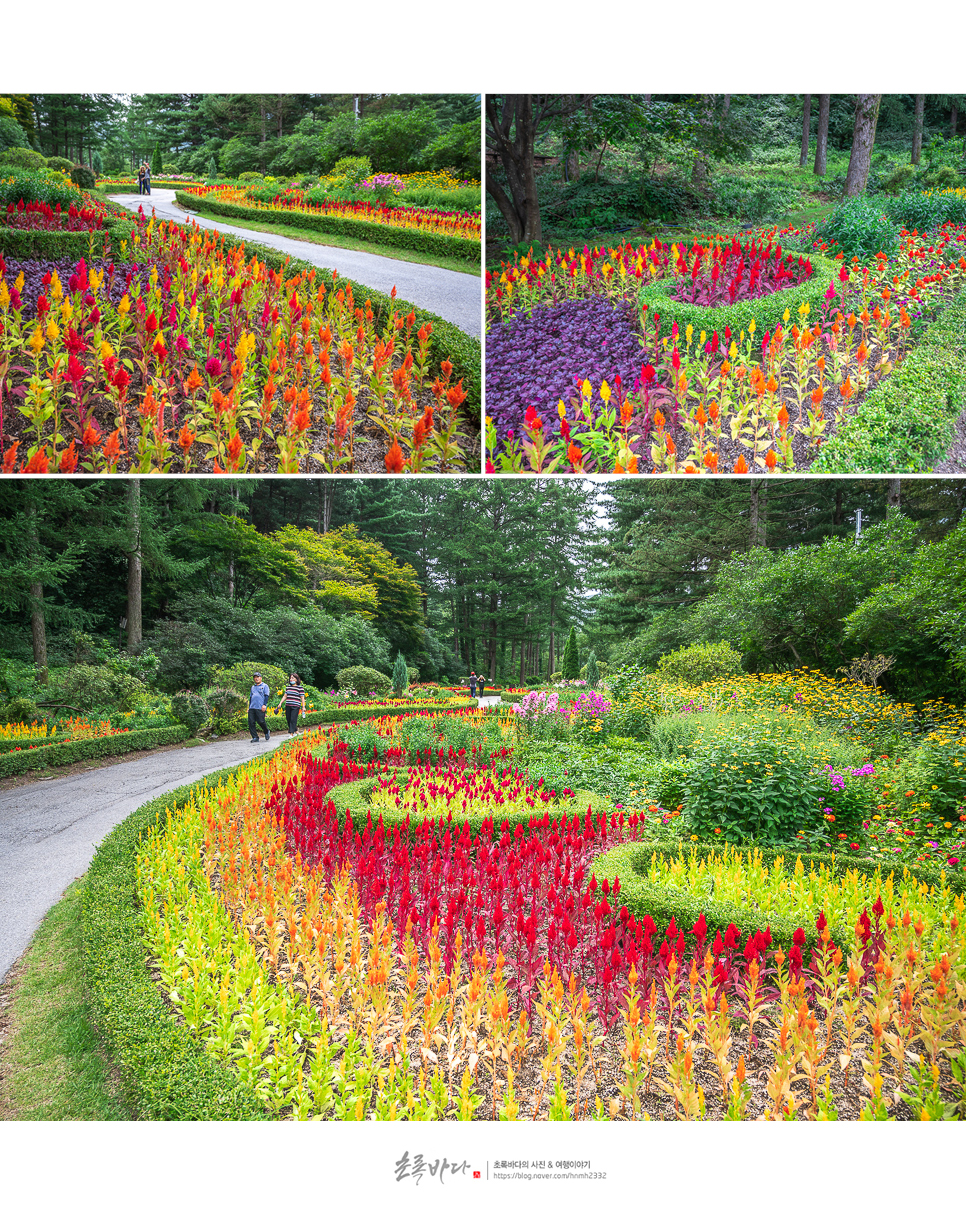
left=656, top=641, right=743, bottom=684
left=335, top=665, right=392, bottom=698
left=686, top=736, right=826, bottom=844
left=814, top=195, right=900, bottom=259
left=170, top=691, right=210, bottom=738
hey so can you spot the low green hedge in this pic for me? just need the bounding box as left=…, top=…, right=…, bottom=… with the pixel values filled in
left=636, top=253, right=841, bottom=340
left=100, top=181, right=203, bottom=194
left=176, top=191, right=480, bottom=266
left=592, top=838, right=966, bottom=955
left=165, top=214, right=481, bottom=415
left=0, top=226, right=108, bottom=258
left=323, top=773, right=599, bottom=841
left=0, top=724, right=189, bottom=778
left=813, top=286, right=966, bottom=472
left=82, top=766, right=267, bottom=1120
left=234, top=699, right=475, bottom=736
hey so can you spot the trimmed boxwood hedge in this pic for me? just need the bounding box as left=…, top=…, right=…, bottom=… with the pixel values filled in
left=812, top=286, right=966, bottom=472
left=82, top=765, right=268, bottom=1120
left=592, top=838, right=966, bottom=955
left=0, top=226, right=108, bottom=259
left=176, top=191, right=480, bottom=265
left=163, top=212, right=481, bottom=415
left=323, top=772, right=602, bottom=842
left=246, top=699, right=475, bottom=736
left=636, top=253, right=841, bottom=340
left=0, top=724, right=189, bottom=778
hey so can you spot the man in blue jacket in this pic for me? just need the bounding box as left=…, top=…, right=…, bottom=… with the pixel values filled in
left=248, top=671, right=272, bottom=743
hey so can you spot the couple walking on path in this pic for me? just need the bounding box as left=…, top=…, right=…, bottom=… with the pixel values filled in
left=248, top=671, right=306, bottom=742
left=467, top=671, right=486, bottom=698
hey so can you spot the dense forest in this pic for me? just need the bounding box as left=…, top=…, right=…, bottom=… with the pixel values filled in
left=485, top=93, right=966, bottom=247
left=2, top=478, right=965, bottom=703
left=0, top=93, right=481, bottom=180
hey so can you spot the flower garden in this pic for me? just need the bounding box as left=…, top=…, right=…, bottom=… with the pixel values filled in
left=82, top=667, right=966, bottom=1121
left=179, top=181, right=480, bottom=265
left=485, top=203, right=966, bottom=475
left=0, top=170, right=480, bottom=474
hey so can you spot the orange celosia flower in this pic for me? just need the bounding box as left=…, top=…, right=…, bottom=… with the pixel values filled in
left=840, top=376, right=855, bottom=401
left=58, top=441, right=79, bottom=473
left=101, top=430, right=122, bottom=464
left=185, top=365, right=203, bottom=394
left=384, top=440, right=405, bottom=473
left=704, top=452, right=718, bottom=472
left=2, top=441, right=20, bottom=473
left=765, top=449, right=777, bottom=470
left=22, top=446, right=50, bottom=473
left=653, top=409, right=665, bottom=432
left=811, top=386, right=824, bottom=408
left=567, top=443, right=584, bottom=469
left=777, top=403, right=789, bottom=430
left=734, top=454, right=748, bottom=474
left=178, top=425, right=196, bottom=454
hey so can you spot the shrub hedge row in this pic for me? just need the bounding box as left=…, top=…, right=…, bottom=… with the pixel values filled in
left=813, top=286, right=966, bottom=472
left=636, top=253, right=841, bottom=340
left=0, top=226, right=110, bottom=259
left=323, top=773, right=600, bottom=842
left=82, top=766, right=267, bottom=1119
left=248, top=699, right=475, bottom=736
left=0, top=724, right=189, bottom=778
left=592, top=838, right=965, bottom=956
left=175, top=191, right=480, bottom=265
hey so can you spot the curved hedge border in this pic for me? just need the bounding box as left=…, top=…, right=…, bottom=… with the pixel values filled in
left=812, top=286, right=966, bottom=472
left=0, top=227, right=108, bottom=259
left=101, top=182, right=203, bottom=194
left=323, top=772, right=603, bottom=841
left=82, top=763, right=269, bottom=1119
left=158, top=207, right=481, bottom=414
left=250, top=698, right=475, bottom=736
left=636, top=253, right=841, bottom=339
left=176, top=191, right=480, bottom=265
left=592, top=838, right=966, bottom=955
left=0, top=724, right=189, bottom=779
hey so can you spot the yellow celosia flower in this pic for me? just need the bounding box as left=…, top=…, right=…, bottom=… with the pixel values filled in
left=29, top=326, right=45, bottom=355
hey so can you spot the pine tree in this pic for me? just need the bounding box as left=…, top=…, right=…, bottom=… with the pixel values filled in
left=585, top=651, right=600, bottom=688
left=151, top=143, right=162, bottom=175
left=392, top=651, right=408, bottom=695
left=561, top=627, right=579, bottom=679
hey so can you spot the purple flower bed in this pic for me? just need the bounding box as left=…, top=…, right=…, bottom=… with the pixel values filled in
left=2, top=258, right=153, bottom=320
left=485, top=296, right=646, bottom=444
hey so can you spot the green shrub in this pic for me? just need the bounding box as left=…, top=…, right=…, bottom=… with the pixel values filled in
left=335, top=665, right=391, bottom=698
left=214, top=662, right=288, bottom=703
left=650, top=757, right=693, bottom=809
left=330, top=156, right=373, bottom=184
left=882, top=164, right=916, bottom=195
left=606, top=698, right=654, bottom=740
left=686, top=735, right=826, bottom=844
left=170, top=691, right=210, bottom=738
left=70, top=163, right=96, bottom=190
left=648, top=714, right=706, bottom=760
left=0, top=168, right=83, bottom=210
left=657, top=641, right=744, bottom=684
left=57, top=664, right=148, bottom=713
left=0, top=696, right=46, bottom=725
left=914, top=736, right=966, bottom=818
left=888, top=188, right=966, bottom=230
left=814, top=195, right=900, bottom=259
left=0, top=146, right=47, bottom=171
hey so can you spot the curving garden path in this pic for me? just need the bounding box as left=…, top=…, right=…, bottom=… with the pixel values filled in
left=109, top=190, right=482, bottom=339
left=0, top=735, right=292, bottom=981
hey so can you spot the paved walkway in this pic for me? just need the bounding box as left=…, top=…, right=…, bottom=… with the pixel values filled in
left=109, top=190, right=481, bottom=339
left=0, top=734, right=293, bottom=981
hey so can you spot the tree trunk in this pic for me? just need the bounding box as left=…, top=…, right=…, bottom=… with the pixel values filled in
left=800, top=95, right=812, bottom=167
left=844, top=95, right=882, bottom=198
left=886, top=478, right=901, bottom=517
left=912, top=94, right=925, bottom=165
left=814, top=95, right=830, bottom=176
left=126, top=479, right=142, bottom=651
left=29, top=582, right=48, bottom=683
left=486, top=95, right=544, bottom=247
left=749, top=482, right=767, bottom=548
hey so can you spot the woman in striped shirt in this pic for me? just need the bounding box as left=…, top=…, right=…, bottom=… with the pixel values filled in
left=277, top=673, right=306, bottom=734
